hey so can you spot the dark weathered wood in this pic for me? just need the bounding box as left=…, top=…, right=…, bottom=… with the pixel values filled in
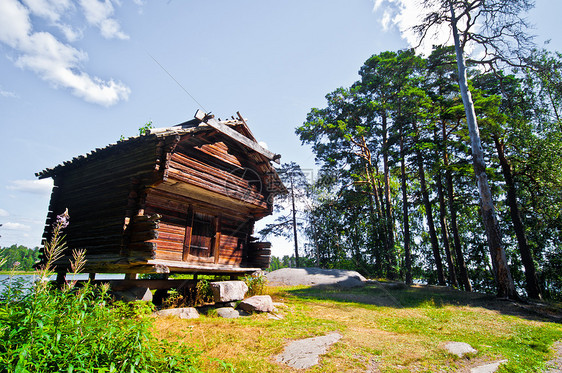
left=38, top=112, right=283, bottom=275
left=195, top=109, right=280, bottom=163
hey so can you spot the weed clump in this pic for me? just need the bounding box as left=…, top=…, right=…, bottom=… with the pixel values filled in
left=0, top=210, right=204, bottom=372
left=243, top=272, right=268, bottom=296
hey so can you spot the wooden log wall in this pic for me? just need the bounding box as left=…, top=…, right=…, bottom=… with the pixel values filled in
left=39, top=136, right=166, bottom=271
left=37, top=125, right=280, bottom=274
left=248, top=241, right=272, bottom=270
left=218, top=215, right=250, bottom=265
left=171, top=137, right=269, bottom=209
left=145, top=189, right=188, bottom=262
left=145, top=188, right=252, bottom=268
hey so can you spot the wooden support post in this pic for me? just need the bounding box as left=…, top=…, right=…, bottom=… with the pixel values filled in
left=124, top=273, right=137, bottom=280
left=56, top=271, right=66, bottom=288
left=89, top=273, right=96, bottom=281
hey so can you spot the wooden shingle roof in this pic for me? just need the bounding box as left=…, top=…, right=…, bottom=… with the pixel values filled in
left=36, top=111, right=283, bottom=189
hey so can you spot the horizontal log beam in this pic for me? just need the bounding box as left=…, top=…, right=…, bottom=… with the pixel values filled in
left=195, top=110, right=280, bottom=163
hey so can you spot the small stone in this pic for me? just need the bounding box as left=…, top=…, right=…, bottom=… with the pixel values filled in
left=216, top=307, right=240, bottom=318
left=267, top=313, right=284, bottom=320
left=238, top=295, right=275, bottom=313
left=210, top=281, right=248, bottom=302
left=444, top=341, right=477, bottom=357
left=470, top=360, right=508, bottom=373
left=155, top=307, right=199, bottom=319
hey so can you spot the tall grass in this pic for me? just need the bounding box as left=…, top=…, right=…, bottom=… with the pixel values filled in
left=0, top=210, right=204, bottom=372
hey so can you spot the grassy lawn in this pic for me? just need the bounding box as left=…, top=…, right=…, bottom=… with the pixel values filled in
left=154, top=283, right=562, bottom=372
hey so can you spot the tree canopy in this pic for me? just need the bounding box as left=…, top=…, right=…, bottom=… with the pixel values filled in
left=284, top=45, right=562, bottom=300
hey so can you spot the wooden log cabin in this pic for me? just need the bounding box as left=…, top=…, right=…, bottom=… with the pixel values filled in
left=36, top=110, right=286, bottom=279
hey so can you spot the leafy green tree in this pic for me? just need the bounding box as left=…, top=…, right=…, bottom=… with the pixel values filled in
left=413, top=0, right=537, bottom=299
left=0, top=245, right=41, bottom=271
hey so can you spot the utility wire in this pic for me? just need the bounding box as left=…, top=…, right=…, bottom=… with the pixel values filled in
left=146, top=50, right=208, bottom=113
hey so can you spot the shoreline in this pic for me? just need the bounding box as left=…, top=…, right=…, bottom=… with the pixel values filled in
left=0, top=271, right=37, bottom=275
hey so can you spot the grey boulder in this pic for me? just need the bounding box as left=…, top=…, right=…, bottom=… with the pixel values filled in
left=444, top=341, right=477, bottom=357
left=210, top=281, right=248, bottom=302
left=266, top=268, right=366, bottom=288
left=238, top=295, right=275, bottom=313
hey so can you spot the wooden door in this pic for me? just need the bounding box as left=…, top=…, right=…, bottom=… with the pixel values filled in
left=183, top=209, right=218, bottom=263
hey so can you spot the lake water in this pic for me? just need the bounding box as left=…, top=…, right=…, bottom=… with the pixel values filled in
left=0, top=273, right=125, bottom=293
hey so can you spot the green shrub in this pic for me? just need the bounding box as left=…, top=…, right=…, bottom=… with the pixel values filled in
left=195, top=280, right=213, bottom=305
left=162, top=288, right=189, bottom=308
left=0, top=280, right=202, bottom=372
left=0, top=210, right=205, bottom=372
left=243, top=272, right=268, bottom=296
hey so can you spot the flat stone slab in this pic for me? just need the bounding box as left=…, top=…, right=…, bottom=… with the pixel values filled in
left=155, top=307, right=199, bottom=319
left=275, top=332, right=342, bottom=369
left=266, top=268, right=366, bottom=288
left=267, top=313, right=284, bottom=320
left=545, top=341, right=562, bottom=372
left=216, top=307, right=243, bottom=318
left=470, top=360, right=508, bottom=373
left=444, top=341, right=477, bottom=357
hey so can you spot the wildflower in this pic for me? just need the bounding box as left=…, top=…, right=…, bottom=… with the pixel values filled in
left=56, top=208, right=70, bottom=229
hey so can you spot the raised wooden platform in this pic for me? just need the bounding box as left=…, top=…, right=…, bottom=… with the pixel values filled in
left=146, top=259, right=261, bottom=275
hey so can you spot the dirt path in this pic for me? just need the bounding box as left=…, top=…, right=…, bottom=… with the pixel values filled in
left=545, top=341, right=562, bottom=372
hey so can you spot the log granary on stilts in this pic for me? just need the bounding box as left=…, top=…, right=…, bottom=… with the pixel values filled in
left=36, top=110, right=286, bottom=286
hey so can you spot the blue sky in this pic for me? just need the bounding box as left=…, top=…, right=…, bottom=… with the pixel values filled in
left=1, top=0, right=560, bottom=257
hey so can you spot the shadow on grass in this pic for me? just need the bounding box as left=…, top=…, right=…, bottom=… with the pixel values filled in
left=284, top=282, right=562, bottom=324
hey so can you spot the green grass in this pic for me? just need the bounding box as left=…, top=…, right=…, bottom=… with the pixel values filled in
left=0, top=270, right=36, bottom=275
left=155, top=283, right=562, bottom=372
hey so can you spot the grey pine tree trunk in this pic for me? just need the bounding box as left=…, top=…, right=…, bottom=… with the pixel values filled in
left=290, top=173, right=299, bottom=267
left=443, top=122, right=472, bottom=292
left=382, top=112, right=397, bottom=279
left=414, top=120, right=446, bottom=285
left=493, top=135, right=541, bottom=299
left=400, top=123, right=412, bottom=285
left=449, top=3, right=517, bottom=299
left=435, top=126, right=458, bottom=287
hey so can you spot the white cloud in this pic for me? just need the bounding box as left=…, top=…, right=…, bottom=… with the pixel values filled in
left=372, top=0, right=385, bottom=12
left=381, top=9, right=392, bottom=31
left=0, top=87, right=18, bottom=98
left=2, top=222, right=31, bottom=231
left=0, top=0, right=130, bottom=106
left=22, top=0, right=73, bottom=23
left=374, top=0, right=453, bottom=55
left=6, top=179, right=53, bottom=195
left=22, top=0, right=82, bottom=42
left=0, top=209, right=9, bottom=217
left=56, top=23, right=83, bottom=42
left=79, top=0, right=129, bottom=40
